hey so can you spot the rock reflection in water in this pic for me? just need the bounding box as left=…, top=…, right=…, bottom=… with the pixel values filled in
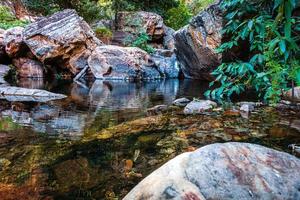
left=2, top=79, right=207, bottom=137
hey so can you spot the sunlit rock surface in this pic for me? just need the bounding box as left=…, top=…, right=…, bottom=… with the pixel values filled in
left=23, top=9, right=102, bottom=75
left=174, top=1, right=222, bottom=80
left=124, top=142, right=300, bottom=200
left=88, top=45, right=160, bottom=80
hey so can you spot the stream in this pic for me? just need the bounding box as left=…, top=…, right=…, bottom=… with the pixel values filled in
left=0, top=79, right=299, bottom=200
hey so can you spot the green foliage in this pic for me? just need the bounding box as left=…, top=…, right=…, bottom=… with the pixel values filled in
left=73, top=0, right=102, bottom=22
left=23, top=0, right=59, bottom=15
left=206, top=0, right=300, bottom=103
left=124, top=18, right=155, bottom=53
left=24, top=0, right=103, bottom=22
left=129, top=32, right=155, bottom=54
left=187, top=0, right=215, bottom=15
left=0, top=6, right=28, bottom=29
left=165, top=1, right=192, bottom=30
left=110, top=0, right=179, bottom=18
left=94, top=27, right=113, bottom=38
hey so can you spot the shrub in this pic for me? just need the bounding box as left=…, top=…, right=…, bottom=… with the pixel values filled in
left=187, top=0, right=215, bottom=15
left=94, top=27, right=113, bottom=38
left=123, top=18, right=155, bottom=54
left=165, top=1, right=192, bottom=30
left=24, top=0, right=103, bottom=22
left=0, top=6, right=28, bottom=30
left=205, top=0, right=300, bottom=103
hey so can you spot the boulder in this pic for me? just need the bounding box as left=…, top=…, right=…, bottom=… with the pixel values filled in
left=124, top=142, right=300, bottom=200
left=173, top=98, right=191, bottom=107
left=163, top=26, right=175, bottom=50
left=184, top=100, right=217, bottom=114
left=147, top=105, right=168, bottom=116
left=284, top=87, right=300, bottom=102
left=151, top=54, right=180, bottom=78
left=88, top=45, right=161, bottom=80
left=12, top=57, right=44, bottom=78
left=240, top=103, right=255, bottom=113
left=3, top=27, right=26, bottom=58
left=0, top=86, right=67, bottom=102
left=23, top=9, right=102, bottom=75
left=174, top=2, right=223, bottom=80
left=116, top=11, right=165, bottom=41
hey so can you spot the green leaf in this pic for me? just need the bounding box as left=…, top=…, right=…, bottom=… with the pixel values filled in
left=248, top=20, right=254, bottom=30
left=279, top=40, right=286, bottom=53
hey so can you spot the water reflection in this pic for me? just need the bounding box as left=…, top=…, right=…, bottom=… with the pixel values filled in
left=1, top=79, right=207, bottom=137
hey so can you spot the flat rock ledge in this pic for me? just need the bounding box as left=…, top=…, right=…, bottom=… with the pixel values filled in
left=0, top=86, right=67, bottom=102
left=124, top=142, right=300, bottom=200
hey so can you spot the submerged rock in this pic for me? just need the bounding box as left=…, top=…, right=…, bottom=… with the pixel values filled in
left=174, top=2, right=223, bottom=80
left=147, top=105, right=168, bottom=116
left=240, top=103, right=255, bottom=113
left=23, top=9, right=102, bottom=75
left=0, top=86, right=67, bottom=102
left=173, top=98, right=191, bottom=107
left=88, top=45, right=160, bottom=80
left=124, top=142, right=300, bottom=200
left=12, top=57, right=44, bottom=78
left=184, top=100, right=217, bottom=114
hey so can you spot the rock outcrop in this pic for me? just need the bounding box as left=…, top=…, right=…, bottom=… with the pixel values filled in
left=116, top=11, right=165, bottom=41
left=3, top=27, right=26, bottom=58
left=88, top=45, right=160, bottom=80
left=124, top=142, right=300, bottom=200
left=23, top=9, right=102, bottom=75
left=12, top=57, right=44, bottom=78
left=174, top=1, right=223, bottom=80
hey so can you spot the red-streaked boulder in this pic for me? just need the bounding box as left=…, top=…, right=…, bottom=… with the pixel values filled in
left=124, top=142, right=300, bottom=200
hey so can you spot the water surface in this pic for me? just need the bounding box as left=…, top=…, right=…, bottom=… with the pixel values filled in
left=0, top=79, right=299, bottom=200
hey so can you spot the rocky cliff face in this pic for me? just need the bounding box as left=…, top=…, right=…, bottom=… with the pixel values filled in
left=174, top=1, right=223, bottom=80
